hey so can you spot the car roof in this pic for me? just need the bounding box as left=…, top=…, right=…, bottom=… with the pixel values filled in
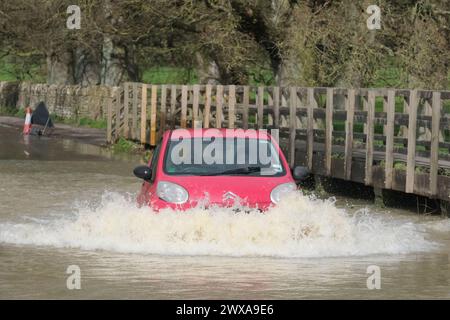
left=168, top=128, right=273, bottom=140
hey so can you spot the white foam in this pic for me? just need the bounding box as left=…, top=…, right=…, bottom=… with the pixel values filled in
left=422, top=219, right=450, bottom=233
left=0, top=191, right=435, bottom=258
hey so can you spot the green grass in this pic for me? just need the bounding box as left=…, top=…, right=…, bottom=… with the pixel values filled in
left=416, top=145, right=427, bottom=152
left=371, top=65, right=409, bottom=88
left=444, top=129, right=450, bottom=143
left=0, top=56, right=45, bottom=82
left=374, top=96, right=404, bottom=113
left=415, top=166, right=429, bottom=174
left=374, top=140, right=384, bottom=148
left=439, top=168, right=450, bottom=176
left=444, top=100, right=450, bottom=114
left=0, top=61, right=22, bottom=81
left=0, top=106, right=26, bottom=118
left=394, top=162, right=407, bottom=171
left=112, top=137, right=143, bottom=153
left=142, top=67, right=198, bottom=84
left=0, top=70, right=17, bottom=82
left=333, top=120, right=345, bottom=131
left=49, top=114, right=107, bottom=129
left=374, top=124, right=384, bottom=135
left=141, top=66, right=274, bottom=86
left=375, top=97, right=383, bottom=112
left=378, top=160, right=450, bottom=176
left=77, top=117, right=107, bottom=129
left=353, top=123, right=364, bottom=133
left=395, top=97, right=405, bottom=112
left=331, top=152, right=344, bottom=160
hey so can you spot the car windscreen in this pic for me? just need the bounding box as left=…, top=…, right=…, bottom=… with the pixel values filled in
left=164, top=137, right=286, bottom=177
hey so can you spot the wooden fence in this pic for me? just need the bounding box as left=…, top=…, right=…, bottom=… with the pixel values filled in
left=106, top=83, right=450, bottom=202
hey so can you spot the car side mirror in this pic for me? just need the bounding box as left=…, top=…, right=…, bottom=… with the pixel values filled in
left=292, top=166, right=310, bottom=181
left=134, top=166, right=152, bottom=181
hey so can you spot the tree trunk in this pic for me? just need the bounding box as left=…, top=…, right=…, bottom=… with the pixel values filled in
left=99, top=0, right=126, bottom=86
left=195, top=53, right=221, bottom=84
left=275, top=59, right=304, bottom=86
left=74, top=48, right=101, bottom=86
left=101, top=36, right=126, bottom=86
left=46, top=50, right=74, bottom=85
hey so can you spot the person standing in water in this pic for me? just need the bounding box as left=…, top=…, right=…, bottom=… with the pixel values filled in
left=23, top=106, right=33, bottom=135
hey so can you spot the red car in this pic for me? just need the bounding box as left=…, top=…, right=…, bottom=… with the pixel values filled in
left=134, top=129, right=309, bottom=211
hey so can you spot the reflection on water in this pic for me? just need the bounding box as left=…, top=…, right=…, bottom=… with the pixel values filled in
left=0, top=126, right=450, bottom=299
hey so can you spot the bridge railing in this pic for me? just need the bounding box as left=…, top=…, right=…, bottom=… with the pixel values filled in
left=107, top=83, right=450, bottom=201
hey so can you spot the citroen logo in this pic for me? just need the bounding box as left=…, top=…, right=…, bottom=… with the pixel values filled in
left=223, top=191, right=238, bottom=201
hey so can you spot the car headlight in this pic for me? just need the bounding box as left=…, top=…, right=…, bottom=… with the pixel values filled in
left=156, top=181, right=189, bottom=204
left=270, top=182, right=297, bottom=204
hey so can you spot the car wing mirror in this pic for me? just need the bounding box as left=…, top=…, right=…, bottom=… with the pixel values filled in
left=133, top=166, right=152, bottom=181
left=292, top=166, right=310, bottom=181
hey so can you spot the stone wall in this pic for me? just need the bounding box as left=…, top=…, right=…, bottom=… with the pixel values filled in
left=0, top=81, right=120, bottom=120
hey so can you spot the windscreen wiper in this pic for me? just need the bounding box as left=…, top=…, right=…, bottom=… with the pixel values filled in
left=202, top=166, right=262, bottom=176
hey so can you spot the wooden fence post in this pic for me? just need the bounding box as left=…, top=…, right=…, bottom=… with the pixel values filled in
left=429, top=91, right=441, bottom=196
left=384, top=89, right=395, bottom=189
left=365, top=90, right=375, bottom=185
left=160, top=85, right=167, bottom=138
left=257, top=86, right=264, bottom=129
left=216, top=85, right=223, bottom=128
left=192, top=84, right=200, bottom=128
left=267, top=89, right=273, bottom=126
left=115, top=89, right=123, bottom=142
left=405, top=89, right=418, bottom=193
left=123, top=82, right=130, bottom=138
left=307, top=88, right=316, bottom=170
left=325, top=88, right=333, bottom=176
left=344, top=89, right=355, bottom=180
left=273, top=86, right=280, bottom=128
left=204, top=84, right=212, bottom=128
left=132, top=82, right=139, bottom=140
left=150, top=85, right=157, bottom=145
left=181, top=85, right=188, bottom=128
left=170, top=85, right=177, bottom=129
left=243, top=86, right=249, bottom=130
left=228, top=85, right=236, bottom=129
left=289, top=87, right=297, bottom=167
left=400, top=94, right=410, bottom=139
left=140, top=84, right=147, bottom=144
left=106, top=94, right=113, bottom=144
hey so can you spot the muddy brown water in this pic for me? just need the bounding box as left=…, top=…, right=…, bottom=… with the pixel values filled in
left=0, top=124, right=449, bottom=299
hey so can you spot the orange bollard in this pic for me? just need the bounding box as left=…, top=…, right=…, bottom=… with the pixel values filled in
left=23, top=107, right=32, bottom=135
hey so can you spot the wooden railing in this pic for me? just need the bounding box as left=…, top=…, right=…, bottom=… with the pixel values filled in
left=106, top=83, right=450, bottom=201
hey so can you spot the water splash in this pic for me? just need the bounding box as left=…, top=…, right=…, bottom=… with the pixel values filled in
left=0, top=191, right=435, bottom=258
left=422, top=218, right=450, bottom=233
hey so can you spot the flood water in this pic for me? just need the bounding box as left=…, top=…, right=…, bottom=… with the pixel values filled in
left=1, top=123, right=450, bottom=299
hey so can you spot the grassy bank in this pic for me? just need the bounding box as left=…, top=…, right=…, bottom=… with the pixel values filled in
left=50, top=114, right=107, bottom=129
left=111, top=137, right=152, bottom=162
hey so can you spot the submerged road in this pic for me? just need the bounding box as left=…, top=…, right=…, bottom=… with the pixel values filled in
left=0, top=124, right=450, bottom=299
left=0, top=116, right=106, bottom=147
